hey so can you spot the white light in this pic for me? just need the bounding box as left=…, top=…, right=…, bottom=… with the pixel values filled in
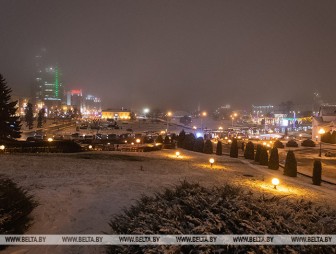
left=209, top=158, right=215, bottom=167
left=47, top=138, right=53, bottom=142
left=88, top=145, right=93, bottom=149
left=0, top=145, right=5, bottom=150
left=176, top=151, right=180, bottom=157
left=272, top=178, right=280, bottom=189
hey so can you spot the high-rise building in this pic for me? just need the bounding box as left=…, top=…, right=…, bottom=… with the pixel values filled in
left=33, top=49, right=64, bottom=110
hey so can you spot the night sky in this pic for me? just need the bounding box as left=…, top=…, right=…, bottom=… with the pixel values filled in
left=1, top=0, right=336, bottom=111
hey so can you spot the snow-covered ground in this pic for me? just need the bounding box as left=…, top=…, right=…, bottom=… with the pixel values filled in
left=1, top=150, right=336, bottom=253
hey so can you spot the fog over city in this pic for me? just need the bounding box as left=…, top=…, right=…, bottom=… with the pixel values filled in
left=1, top=0, right=336, bottom=110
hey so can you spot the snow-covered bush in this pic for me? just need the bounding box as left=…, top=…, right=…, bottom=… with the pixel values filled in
left=107, top=181, right=336, bottom=254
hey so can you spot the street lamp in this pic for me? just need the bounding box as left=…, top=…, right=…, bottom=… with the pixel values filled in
left=201, top=111, right=207, bottom=130
left=318, top=128, right=325, bottom=157
left=166, top=111, right=172, bottom=133
left=272, top=178, right=280, bottom=189
left=176, top=151, right=180, bottom=158
left=209, top=158, right=215, bottom=168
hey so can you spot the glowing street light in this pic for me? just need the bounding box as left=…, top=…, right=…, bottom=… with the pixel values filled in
left=176, top=151, right=180, bottom=158
left=47, top=138, right=53, bottom=142
left=209, top=158, right=215, bottom=168
left=0, top=145, right=5, bottom=151
left=318, top=128, right=326, bottom=157
left=166, top=111, right=172, bottom=133
left=201, top=111, right=207, bottom=130
left=88, top=145, right=93, bottom=149
left=272, top=178, right=280, bottom=189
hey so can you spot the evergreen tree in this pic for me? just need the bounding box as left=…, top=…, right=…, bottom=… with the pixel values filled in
left=183, top=133, right=196, bottom=150
left=230, top=139, right=238, bottom=158
left=177, top=130, right=186, bottom=147
left=164, top=135, right=170, bottom=144
left=312, top=160, right=322, bottom=186
left=0, top=74, right=21, bottom=140
left=193, top=137, right=204, bottom=152
left=37, top=108, right=45, bottom=128
left=331, top=131, right=336, bottom=144
left=268, top=147, right=279, bottom=170
left=203, top=139, right=213, bottom=154
left=156, top=135, right=163, bottom=143
left=244, top=141, right=255, bottom=160
left=216, top=141, right=222, bottom=155
left=284, top=150, right=297, bottom=177
left=321, top=132, right=332, bottom=143
left=259, top=147, right=269, bottom=166
left=254, top=144, right=262, bottom=162
left=24, top=102, right=34, bottom=129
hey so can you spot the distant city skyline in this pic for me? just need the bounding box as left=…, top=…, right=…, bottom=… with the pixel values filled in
left=1, top=0, right=336, bottom=110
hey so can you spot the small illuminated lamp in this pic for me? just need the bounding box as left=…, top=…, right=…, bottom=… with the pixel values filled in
left=272, top=178, right=280, bottom=189
left=167, top=111, right=172, bottom=117
left=107, top=143, right=110, bottom=145
left=209, top=158, right=215, bottom=168
left=136, top=139, right=141, bottom=144
left=263, top=141, right=267, bottom=146
left=318, top=128, right=326, bottom=136
left=0, top=145, right=5, bottom=150
left=218, top=126, right=223, bottom=130
left=88, top=145, right=93, bottom=149
left=266, top=144, right=271, bottom=147
left=193, top=126, right=197, bottom=130
left=224, top=137, right=228, bottom=140
left=131, top=142, right=134, bottom=145
left=202, top=111, right=207, bottom=117
left=237, top=135, right=242, bottom=139
left=228, top=139, right=232, bottom=143
left=176, top=151, right=180, bottom=158
left=124, top=140, right=127, bottom=143
left=234, top=113, right=238, bottom=117
left=47, top=138, right=53, bottom=142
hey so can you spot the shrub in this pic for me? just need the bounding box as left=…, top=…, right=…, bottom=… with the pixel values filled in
left=268, top=147, right=279, bottom=170
left=155, top=135, right=163, bottom=143
left=273, top=140, right=284, bottom=148
left=203, top=140, right=213, bottom=154
left=254, top=144, right=262, bottom=162
left=259, top=147, right=268, bottom=166
left=244, top=141, right=254, bottom=160
left=286, top=140, right=298, bottom=147
left=230, top=139, right=238, bottom=158
left=193, top=137, right=204, bottom=153
left=177, top=130, right=186, bottom=148
left=321, top=131, right=332, bottom=143
left=216, top=141, right=222, bottom=155
left=331, top=131, right=336, bottom=144
left=284, top=150, right=297, bottom=177
left=0, top=178, right=37, bottom=250
left=108, top=181, right=336, bottom=254
left=164, top=136, right=170, bottom=144
left=183, top=133, right=195, bottom=151
left=301, top=139, right=316, bottom=147
left=312, top=160, right=322, bottom=186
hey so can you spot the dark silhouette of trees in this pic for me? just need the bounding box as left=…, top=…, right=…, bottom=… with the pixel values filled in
left=0, top=74, right=21, bottom=140
left=24, top=102, right=34, bottom=129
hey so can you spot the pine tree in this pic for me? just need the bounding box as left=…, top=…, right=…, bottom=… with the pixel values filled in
left=177, top=130, right=186, bottom=148
left=284, top=150, right=297, bottom=177
left=203, top=139, right=213, bottom=154
left=37, top=108, right=45, bottom=128
left=183, top=133, right=195, bottom=150
left=230, top=139, right=238, bottom=158
left=216, top=141, right=222, bottom=155
left=156, top=135, right=163, bottom=143
left=331, top=131, right=336, bottom=144
left=0, top=74, right=21, bottom=140
left=244, top=141, right=254, bottom=160
left=259, top=147, right=269, bottom=166
left=312, top=160, right=322, bottom=185
left=254, top=144, right=262, bottom=162
left=24, top=102, right=34, bottom=129
left=164, top=135, right=170, bottom=144
left=268, top=147, right=279, bottom=170
left=193, top=137, right=204, bottom=152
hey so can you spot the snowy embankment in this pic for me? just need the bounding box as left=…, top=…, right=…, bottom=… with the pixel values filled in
left=1, top=150, right=336, bottom=253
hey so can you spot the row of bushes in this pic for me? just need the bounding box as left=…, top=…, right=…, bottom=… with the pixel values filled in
left=274, top=139, right=316, bottom=148
left=177, top=131, right=215, bottom=154
left=241, top=141, right=322, bottom=185
left=321, top=130, right=336, bottom=144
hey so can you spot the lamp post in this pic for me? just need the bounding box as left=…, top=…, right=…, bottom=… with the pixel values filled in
left=201, top=111, right=207, bottom=130
left=166, top=111, right=172, bottom=134
left=318, top=128, right=325, bottom=157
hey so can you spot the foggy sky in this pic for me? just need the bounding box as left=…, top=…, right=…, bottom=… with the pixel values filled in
left=1, top=0, right=336, bottom=111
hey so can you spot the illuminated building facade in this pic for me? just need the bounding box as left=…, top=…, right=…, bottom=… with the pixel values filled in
left=102, top=109, right=131, bottom=120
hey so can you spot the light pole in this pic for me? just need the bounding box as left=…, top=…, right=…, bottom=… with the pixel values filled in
left=166, top=111, right=172, bottom=133
left=201, top=111, right=207, bottom=130
left=318, top=128, right=325, bottom=157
